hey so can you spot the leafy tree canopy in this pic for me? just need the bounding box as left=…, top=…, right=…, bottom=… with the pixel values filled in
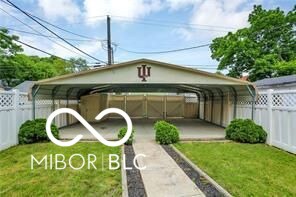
left=210, top=5, right=296, bottom=81
left=68, top=57, right=89, bottom=72
left=0, top=28, right=89, bottom=87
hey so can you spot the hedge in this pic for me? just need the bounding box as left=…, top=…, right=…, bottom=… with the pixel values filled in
left=154, top=120, right=180, bottom=145
left=18, top=118, right=59, bottom=144
left=225, top=119, right=267, bottom=143
left=118, top=127, right=135, bottom=145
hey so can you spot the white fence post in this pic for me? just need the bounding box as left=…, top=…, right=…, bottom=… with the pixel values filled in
left=13, top=89, right=20, bottom=145
left=267, top=89, right=273, bottom=145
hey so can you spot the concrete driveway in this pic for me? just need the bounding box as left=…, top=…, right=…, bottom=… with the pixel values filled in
left=59, top=118, right=225, bottom=141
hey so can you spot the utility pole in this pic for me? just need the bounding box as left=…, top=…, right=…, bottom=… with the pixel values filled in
left=107, top=15, right=112, bottom=65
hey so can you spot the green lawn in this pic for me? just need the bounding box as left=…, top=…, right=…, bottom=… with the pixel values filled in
left=174, top=142, right=296, bottom=196
left=0, top=143, right=121, bottom=196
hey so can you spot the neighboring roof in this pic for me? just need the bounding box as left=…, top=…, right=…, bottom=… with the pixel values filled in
left=14, top=81, right=35, bottom=93
left=255, top=75, right=296, bottom=87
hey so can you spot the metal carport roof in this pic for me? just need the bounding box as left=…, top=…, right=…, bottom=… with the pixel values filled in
left=31, top=58, right=256, bottom=98
left=31, top=59, right=257, bottom=119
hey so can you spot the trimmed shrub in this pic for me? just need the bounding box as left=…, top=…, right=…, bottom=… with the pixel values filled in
left=226, top=119, right=267, bottom=143
left=118, top=127, right=135, bottom=145
left=18, top=118, right=59, bottom=144
left=154, top=120, right=180, bottom=145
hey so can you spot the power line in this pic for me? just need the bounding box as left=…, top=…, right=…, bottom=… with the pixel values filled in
left=112, top=18, right=230, bottom=32
left=110, top=16, right=232, bottom=32
left=1, top=12, right=104, bottom=40
left=0, top=26, right=100, bottom=42
left=0, top=31, right=67, bottom=60
left=83, top=14, right=237, bottom=30
left=28, top=14, right=104, bottom=41
left=15, top=40, right=67, bottom=59
left=185, top=64, right=218, bottom=67
left=117, top=44, right=210, bottom=54
left=4, top=0, right=107, bottom=64
left=0, top=5, right=89, bottom=59
left=1, top=0, right=102, bottom=41
left=185, top=67, right=218, bottom=70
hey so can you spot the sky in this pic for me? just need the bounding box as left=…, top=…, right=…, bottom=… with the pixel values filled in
left=0, top=0, right=295, bottom=72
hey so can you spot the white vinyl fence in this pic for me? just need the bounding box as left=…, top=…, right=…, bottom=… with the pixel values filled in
left=0, top=89, right=295, bottom=154
left=0, top=90, right=78, bottom=151
left=237, top=89, right=296, bottom=154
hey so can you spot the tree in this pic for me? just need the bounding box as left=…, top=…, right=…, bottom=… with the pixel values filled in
left=0, top=28, right=89, bottom=86
left=68, top=57, right=89, bottom=72
left=10, top=54, right=74, bottom=85
left=273, top=60, right=296, bottom=76
left=210, top=5, right=296, bottom=81
left=0, top=28, right=23, bottom=86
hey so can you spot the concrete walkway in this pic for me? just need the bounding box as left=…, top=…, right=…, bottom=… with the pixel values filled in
left=59, top=119, right=219, bottom=196
left=133, top=138, right=205, bottom=197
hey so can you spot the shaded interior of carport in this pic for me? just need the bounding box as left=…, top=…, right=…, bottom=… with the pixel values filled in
left=31, top=59, right=256, bottom=140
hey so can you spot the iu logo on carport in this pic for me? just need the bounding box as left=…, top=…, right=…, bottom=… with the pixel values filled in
left=137, top=64, right=151, bottom=82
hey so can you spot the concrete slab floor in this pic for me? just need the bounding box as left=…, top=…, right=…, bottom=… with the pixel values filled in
left=59, top=119, right=225, bottom=141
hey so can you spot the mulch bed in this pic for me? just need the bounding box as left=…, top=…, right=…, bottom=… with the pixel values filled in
left=162, top=145, right=224, bottom=197
left=124, top=145, right=147, bottom=197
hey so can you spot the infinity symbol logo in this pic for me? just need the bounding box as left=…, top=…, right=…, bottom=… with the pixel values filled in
left=46, top=108, right=133, bottom=147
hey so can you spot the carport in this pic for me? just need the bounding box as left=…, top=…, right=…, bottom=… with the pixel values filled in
left=31, top=59, right=256, bottom=140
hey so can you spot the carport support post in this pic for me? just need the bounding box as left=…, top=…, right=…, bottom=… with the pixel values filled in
left=124, top=95, right=127, bottom=112
left=51, top=89, right=55, bottom=112
left=247, top=85, right=256, bottom=120
left=216, top=89, right=224, bottom=126
left=220, top=94, right=224, bottom=126
left=51, top=86, right=60, bottom=124
left=251, top=95, right=255, bottom=120
left=66, top=88, right=74, bottom=126
left=164, top=95, right=167, bottom=119
left=31, top=86, right=40, bottom=120
left=196, top=93, right=200, bottom=119
left=66, top=98, right=69, bottom=125
left=231, top=87, right=238, bottom=119
left=203, top=94, right=207, bottom=120
left=211, top=94, right=214, bottom=123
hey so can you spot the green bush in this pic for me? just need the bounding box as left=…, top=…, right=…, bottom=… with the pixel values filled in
left=18, top=119, right=59, bottom=144
left=118, top=127, right=135, bottom=145
left=226, top=119, right=267, bottom=143
left=154, top=120, right=180, bottom=145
